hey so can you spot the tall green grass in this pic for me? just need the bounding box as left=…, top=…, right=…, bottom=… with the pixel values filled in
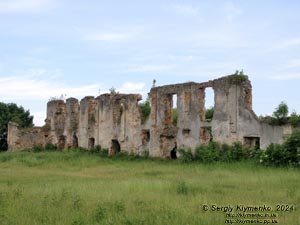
left=0, top=150, right=299, bottom=225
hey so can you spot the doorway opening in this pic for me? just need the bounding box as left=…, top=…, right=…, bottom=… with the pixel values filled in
left=111, top=139, right=121, bottom=155
left=88, top=138, right=95, bottom=149
left=72, top=135, right=78, bottom=148
left=58, top=135, right=66, bottom=149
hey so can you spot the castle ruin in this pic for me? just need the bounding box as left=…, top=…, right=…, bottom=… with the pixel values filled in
left=7, top=75, right=292, bottom=157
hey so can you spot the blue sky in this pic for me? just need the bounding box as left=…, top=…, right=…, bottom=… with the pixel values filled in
left=0, top=0, right=299, bottom=126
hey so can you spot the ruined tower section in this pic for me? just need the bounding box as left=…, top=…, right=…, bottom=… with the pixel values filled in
left=64, top=98, right=80, bottom=148
left=46, top=100, right=66, bottom=149
left=149, top=82, right=213, bottom=157
left=211, top=76, right=254, bottom=144
left=78, top=96, right=96, bottom=149
left=96, top=94, right=142, bottom=155
left=211, top=75, right=268, bottom=148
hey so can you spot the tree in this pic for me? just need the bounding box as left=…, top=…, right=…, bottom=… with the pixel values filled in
left=272, top=101, right=289, bottom=125
left=289, top=112, right=300, bottom=127
left=139, top=99, right=151, bottom=124
left=0, top=102, right=34, bottom=151
left=205, top=107, right=214, bottom=121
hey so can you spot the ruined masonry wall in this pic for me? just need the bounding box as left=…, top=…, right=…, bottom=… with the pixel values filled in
left=8, top=75, right=292, bottom=156
left=7, top=122, right=45, bottom=151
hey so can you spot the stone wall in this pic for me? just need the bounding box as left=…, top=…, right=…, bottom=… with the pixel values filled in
left=7, top=122, right=45, bottom=151
left=7, top=75, right=293, bottom=156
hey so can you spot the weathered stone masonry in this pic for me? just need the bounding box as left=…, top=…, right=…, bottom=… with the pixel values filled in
left=8, top=75, right=292, bottom=157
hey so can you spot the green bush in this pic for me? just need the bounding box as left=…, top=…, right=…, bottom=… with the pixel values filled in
left=219, top=143, right=231, bottom=162
left=139, top=100, right=151, bottom=124
left=205, top=107, right=214, bottom=122
left=32, top=145, right=44, bottom=152
left=90, top=145, right=108, bottom=157
left=194, top=142, right=220, bottom=163
left=262, top=131, right=300, bottom=166
left=283, top=131, right=300, bottom=166
left=178, top=148, right=193, bottom=163
left=230, top=142, right=244, bottom=161
left=289, top=112, right=300, bottom=127
left=262, top=144, right=285, bottom=166
left=45, top=143, right=57, bottom=151
left=140, top=150, right=149, bottom=158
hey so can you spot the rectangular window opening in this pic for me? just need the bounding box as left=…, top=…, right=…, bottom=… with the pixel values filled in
left=205, top=87, right=215, bottom=122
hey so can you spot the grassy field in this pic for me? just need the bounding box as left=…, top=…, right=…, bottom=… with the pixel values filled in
left=0, top=150, right=299, bottom=225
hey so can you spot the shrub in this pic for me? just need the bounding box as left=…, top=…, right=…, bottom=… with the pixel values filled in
left=283, top=131, right=300, bottom=166
left=94, top=205, right=106, bottom=223
left=194, top=142, right=220, bottom=163
left=230, top=142, right=244, bottom=161
left=139, top=100, right=151, bottom=124
left=289, top=112, right=300, bottom=127
left=262, top=131, right=300, bottom=166
left=178, top=148, right=193, bottom=163
left=90, top=145, right=108, bottom=157
left=262, top=143, right=284, bottom=166
left=219, top=143, right=232, bottom=162
left=32, top=145, right=44, bottom=152
left=45, top=143, right=57, bottom=151
left=205, top=107, right=214, bottom=122
left=244, top=146, right=263, bottom=161
left=140, top=150, right=149, bottom=158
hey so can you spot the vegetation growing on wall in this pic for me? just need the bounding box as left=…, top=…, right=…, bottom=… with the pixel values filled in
left=289, top=112, right=300, bottom=127
left=109, top=87, right=119, bottom=95
left=139, top=99, right=151, bottom=124
left=48, top=94, right=66, bottom=102
left=229, top=70, right=248, bottom=84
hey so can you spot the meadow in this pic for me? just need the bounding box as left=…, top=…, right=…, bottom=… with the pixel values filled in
left=0, top=150, right=299, bottom=225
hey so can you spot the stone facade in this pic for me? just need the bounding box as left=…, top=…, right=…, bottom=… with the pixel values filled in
left=8, top=75, right=292, bottom=157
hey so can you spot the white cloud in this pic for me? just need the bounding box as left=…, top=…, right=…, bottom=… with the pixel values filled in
left=224, top=1, right=243, bottom=22
left=0, top=0, right=56, bottom=13
left=117, top=82, right=145, bottom=93
left=120, top=64, right=175, bottom=73
left=32, top=111, right=46, bottom=126
left=283, top=59, right=300, bottom=69
left=269, top=73, right=300, bottom=80
left=171, top=3, right=200, bottom=17
left=0, top=71, right=102, bottom=101
left=273, top=38, right=300, bottom=50
left=84, top=32, right=132, bottom=42
left=188, top=30, right=247, bottom=48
